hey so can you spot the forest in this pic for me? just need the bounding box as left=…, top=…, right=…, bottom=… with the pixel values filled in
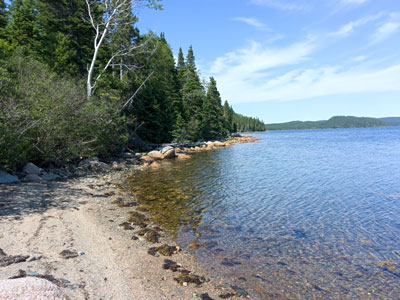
left=265, top=116, right=389, bottom=130
left=0, top=0, right=265, bottom=171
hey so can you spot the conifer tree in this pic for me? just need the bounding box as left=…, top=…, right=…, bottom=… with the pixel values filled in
left=0, top=0, right=8, bottom=39
left=181, top=45, right=204, bottom=141
left=176, top=47, right=185, bottom=88
left=202, top=77, right=223, bottom=139
left=7, top=0, right=41, bottom=57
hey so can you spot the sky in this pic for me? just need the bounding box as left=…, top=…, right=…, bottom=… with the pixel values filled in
left=136, top=0, right=400, bottom=123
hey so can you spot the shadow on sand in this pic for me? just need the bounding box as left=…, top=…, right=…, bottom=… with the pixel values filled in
left=0, top=181, right=86, bottom=218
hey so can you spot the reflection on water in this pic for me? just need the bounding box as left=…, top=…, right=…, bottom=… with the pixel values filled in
left=125, top=127, right=400, bottom=299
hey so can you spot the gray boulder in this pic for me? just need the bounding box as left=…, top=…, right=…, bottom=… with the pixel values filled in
left=0, top=277, right=71, bottom=300
left=161, top=146, right=176, bottom=159
left=0, top=171, right=20, bottom=184
left=23, top=174, right=42, bottom=183
left=79, top=157, right=110, bottom=172
left=23, top=163, right=42, bottom=175
left=41, top=173, right=61, bottom=181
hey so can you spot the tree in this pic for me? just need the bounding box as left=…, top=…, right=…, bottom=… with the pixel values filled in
left=37, top=0, right=95, bottom=76
left=222, top=100, right=233, bottom=134
left=0, top=0, right=8, bottom=39
left=176, top=47, right=185, bottom=88
left=202, top=77, right=223, bottom=139
left=85, top=0, right=161, bottom=99
left=181, top=45, right=204, bottom=140
left=6, top=0, right=41, bottom=57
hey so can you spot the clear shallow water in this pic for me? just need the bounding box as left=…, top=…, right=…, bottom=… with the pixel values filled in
left=126, top=127, right=400, bottom=299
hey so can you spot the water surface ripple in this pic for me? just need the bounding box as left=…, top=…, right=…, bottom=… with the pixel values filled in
left=127, top=127, right=400, bottom=299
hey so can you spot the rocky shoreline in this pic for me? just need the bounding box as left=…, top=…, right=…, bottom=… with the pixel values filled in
left=0, top=135, right=260, bottom=299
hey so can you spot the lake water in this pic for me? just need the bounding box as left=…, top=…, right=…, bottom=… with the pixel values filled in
left=126, top=127, right=400, bottom=299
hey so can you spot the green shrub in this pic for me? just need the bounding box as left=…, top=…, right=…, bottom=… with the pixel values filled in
left=0, top=54, right=128, bottom=170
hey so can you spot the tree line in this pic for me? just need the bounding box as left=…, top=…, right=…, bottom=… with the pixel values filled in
left=0, top=0, right=265, bottom=170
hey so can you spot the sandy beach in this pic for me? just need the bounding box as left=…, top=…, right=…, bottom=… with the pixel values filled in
left=0, top=174, right=230, bottom=300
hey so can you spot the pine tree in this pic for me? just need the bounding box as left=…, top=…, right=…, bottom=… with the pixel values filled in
left=181, top=46, right=204, bottom=141
left=222, top=100, right=234, bottom=134
left=176, top=47, right=185, bottom=89
left=7, top=0, right=41, bottom=57
left=37, top=0, right=96, bottom=76
left=131, top=34, right=179, bottom=143
left=0, top=0, right=8, bottom=39
left=202, top=77, right=223, bottom=139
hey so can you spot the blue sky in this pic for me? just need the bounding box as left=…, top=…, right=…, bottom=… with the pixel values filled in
left=137, top=0, right=400, bottom=123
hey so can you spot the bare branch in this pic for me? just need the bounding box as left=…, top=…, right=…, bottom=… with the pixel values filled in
left=122, top=71, right=154, bottom=110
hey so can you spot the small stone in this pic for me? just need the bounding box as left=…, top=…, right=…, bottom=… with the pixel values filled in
left=60, top=250, right=79, bottom=259
left=182, top=282, right=188, bottom=287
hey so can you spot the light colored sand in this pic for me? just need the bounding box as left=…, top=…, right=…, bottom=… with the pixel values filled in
left=0, top=175, right=226, bottom=300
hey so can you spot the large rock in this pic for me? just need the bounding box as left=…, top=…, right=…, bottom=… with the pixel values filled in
left=23, top=163, right=42, bottom=175
left=161, top=146, right=176, bottom=159
left=23, top=174, right=42, bottom=183
left=79, top=157, right=110, bottom=172
left=213, top=141, right=225, bottom=147
left=147, top=150, right=164, bottom=160
left=41, top=173, right=60, bottom=181
left=176, top=154, right=191, bottom=161
left=0, top=171, right=19, bottom=184
left=0, top=277, right=70, bottom=300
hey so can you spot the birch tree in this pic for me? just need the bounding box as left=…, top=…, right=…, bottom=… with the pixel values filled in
left=85, top=0, right=160, bottom=99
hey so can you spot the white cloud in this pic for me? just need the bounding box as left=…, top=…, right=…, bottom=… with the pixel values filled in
left=250, top=0, right=306, bottom=11
left=370, top=21, right=400, bottom=44
left=207, top=40, right=400, bottom=104
left=341, top=0, right=368, bottom=4
left=234, top=17, right=268, bottom=30
left=331, top=14, right=382, bottom=37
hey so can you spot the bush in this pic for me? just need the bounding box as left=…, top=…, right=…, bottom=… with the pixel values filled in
left=0, top=54, right=128, bottom=170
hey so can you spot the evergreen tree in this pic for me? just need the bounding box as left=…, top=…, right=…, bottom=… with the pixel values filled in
left=37, top=0, right=96, bottom=76
left=0, top=0, right=8, bottom=39
left=222, top=100, right=234, bottom=134
left=202, top=77, right=223, bottom=139
left=181, top=46, right=204, bottom=141
left=132, top=34, right=179, bottom=143
left=7, top=0, right=41, bottom=57
left=176, top=47, right=185, bottom=89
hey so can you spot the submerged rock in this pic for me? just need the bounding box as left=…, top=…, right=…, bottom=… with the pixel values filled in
left=231, top=286, right=249, bottom=297
left=136, top=228, right=161, bottom=243
left=174, top=272, right=206, bottom=286
left=128, top=211, right=149, bottom=228
left=162, top=259, right=181, bottom=272
left=147, top=244, right=179, bottom=256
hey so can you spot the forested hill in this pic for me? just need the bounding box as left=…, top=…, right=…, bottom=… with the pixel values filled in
left=265, top=116, right=389, bottom=130
left=379, top=117, right=400, bottom=126
left=0, top=0, right=264, bottom=171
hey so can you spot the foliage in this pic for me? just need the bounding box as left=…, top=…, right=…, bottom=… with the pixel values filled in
left=0, top=0, right=265, bottom=171
left=0, top=55, right=127, bottom=170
